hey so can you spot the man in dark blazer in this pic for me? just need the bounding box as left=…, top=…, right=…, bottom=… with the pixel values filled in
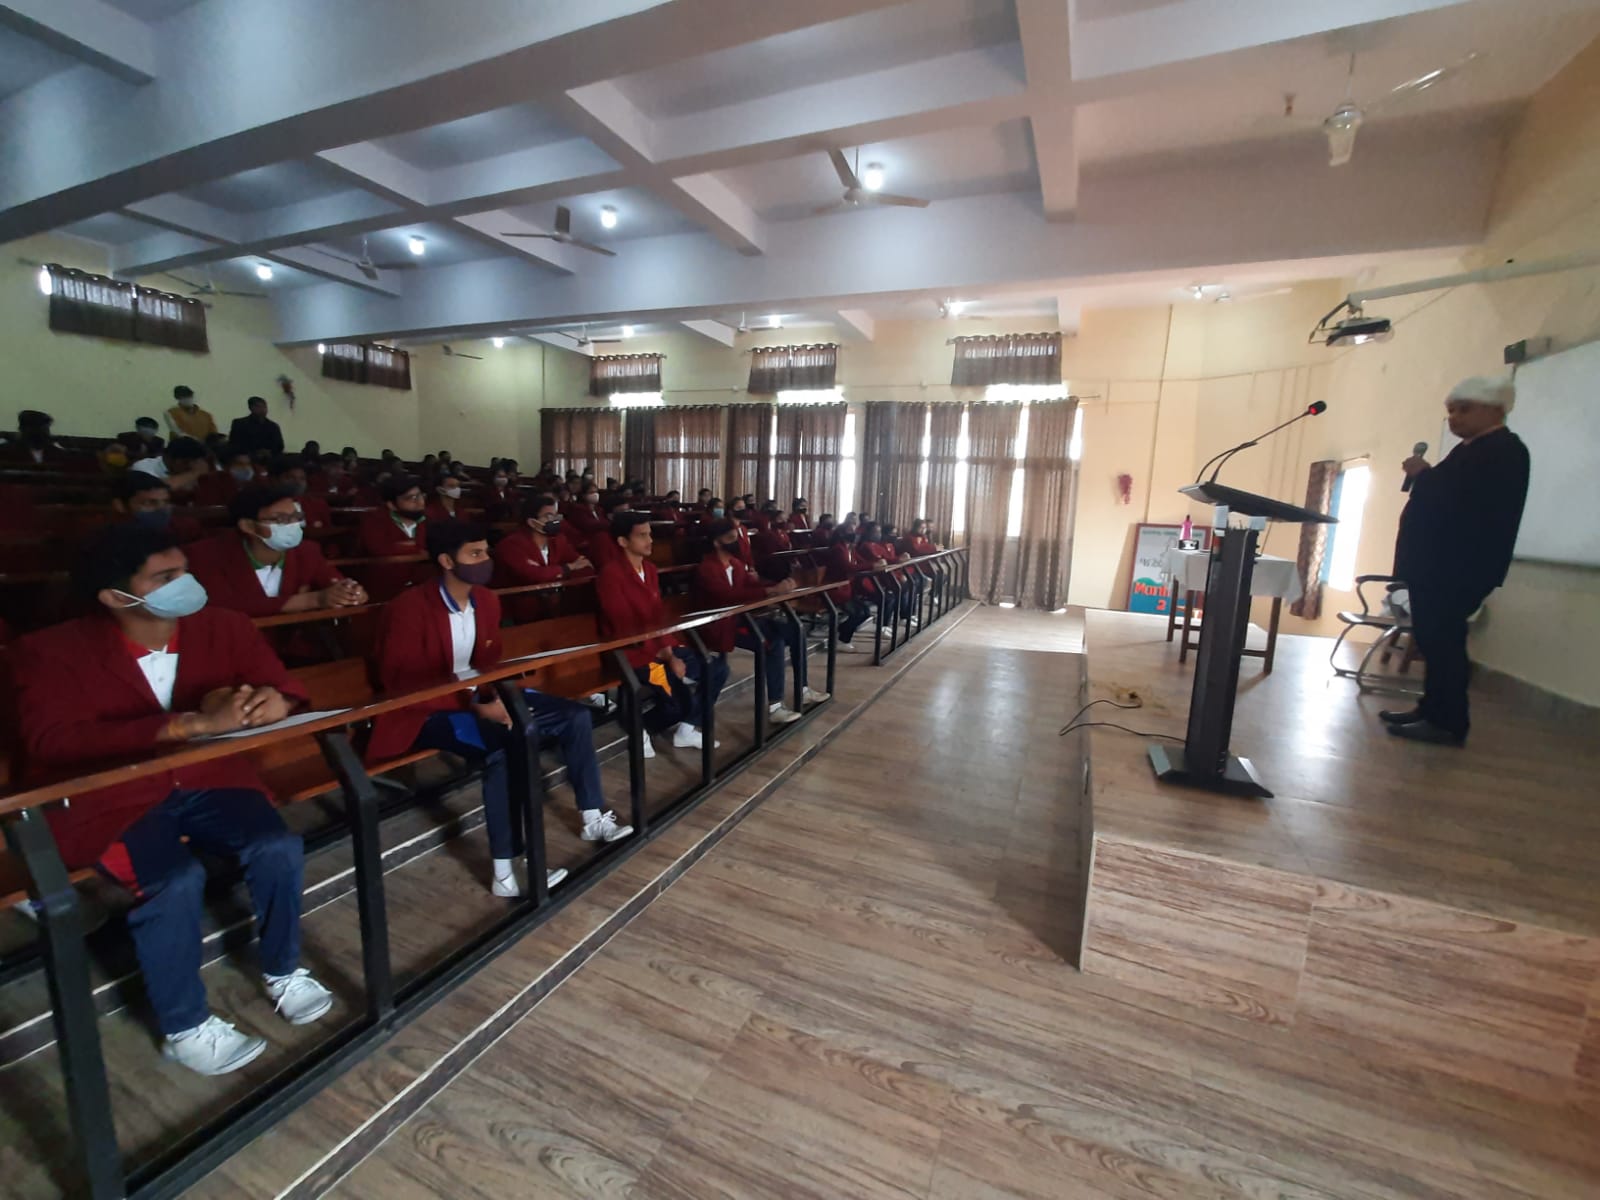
left=227, top=396, right=285, bottom=459
left=1386, top=375, right=1531, bottom=745
left=10, top=524, right=332, bottom=1075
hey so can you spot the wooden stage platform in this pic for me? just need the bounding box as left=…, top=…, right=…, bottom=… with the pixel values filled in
left=1079, top=609, right=1600, bottom=1105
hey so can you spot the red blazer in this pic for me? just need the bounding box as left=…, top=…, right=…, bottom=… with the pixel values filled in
left=596, top=558, right=674, bottom=669
left=193, top=472, right=243, bottom=508
left=789, top=512, right=812, bottom=530
left=693, top=553, right=770, bottom=653
left=561, top=503, right=609, bottom=552
left=367, top=582, right=502, bottom=762
left=903, top=535, right=937, bottom=558
left=753, top=528, right=792, bottom=561
left=825, top=541, right=866, bottom=603
left=589, top=531, right=624, bottom=577
left=358, top=507, right=426, bottom=557
left=730, top=523, right=755, bottom=567
left=424, top=498, right=468, bottom=525
left=298, top=494, right=333, bottom=532
left=185, top=532, right=343, bottom=618
left=493, top=528, right=587, bottom=587
left=482, top=487, right=519, bottom=523
left=10, top=608, right=308, bottom=868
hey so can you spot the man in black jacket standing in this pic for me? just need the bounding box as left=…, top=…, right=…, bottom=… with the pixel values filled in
left=1384, top=376, right=1530, bottom=746
left=228, top=396, right=285, bottom=459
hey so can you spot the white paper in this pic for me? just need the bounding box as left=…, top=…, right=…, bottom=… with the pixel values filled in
left=203, top=707, right=352, bottom=740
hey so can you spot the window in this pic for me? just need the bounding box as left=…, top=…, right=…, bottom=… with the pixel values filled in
left=42, top=263, right=209, bottom=352
left=776, top=388, right=845, bottom=405
left=610, top=392, right=664, bottom=408
left=321, top=341, right=412, bottom=389
left=949, top=383, right=1067, bottom=537
left=1323, top=460, right=1372, bottom=590
left=838, top=411, right=858, bottom=512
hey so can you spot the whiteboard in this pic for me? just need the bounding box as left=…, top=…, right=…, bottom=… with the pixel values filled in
left=1509, top=339, right=1600, bottom=567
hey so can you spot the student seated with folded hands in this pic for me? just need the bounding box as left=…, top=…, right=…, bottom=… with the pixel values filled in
left=694, top=519, right=828, bottom=725
left=492, top=494, right=592, bottom=622
left=368, top=520, right=631, bottom=898
left=9, top=524, right=333, bottom=1076
left=186, top=485, right=367, bottom=617
left=597, top=511, right=729, bottom=758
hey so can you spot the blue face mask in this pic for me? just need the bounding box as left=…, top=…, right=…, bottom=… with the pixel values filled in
left=230, top=465, right=255, bottom=483
left=712, top=507, right=725, bottom=518
left=262, top=521, right=304, bottom=551
left=133, top=507, right=172, bottom=531
left=118, top=573, right=208, bottom=619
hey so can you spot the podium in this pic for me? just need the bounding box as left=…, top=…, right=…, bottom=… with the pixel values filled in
left=1146, top=482, right=1335, bottom=799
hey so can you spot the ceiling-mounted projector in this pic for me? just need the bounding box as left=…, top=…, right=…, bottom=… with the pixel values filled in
left=1323, top=313, right=1393, bottom=347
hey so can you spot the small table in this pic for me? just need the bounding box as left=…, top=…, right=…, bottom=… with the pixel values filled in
left=1162, top=547, right=1303, bottom=673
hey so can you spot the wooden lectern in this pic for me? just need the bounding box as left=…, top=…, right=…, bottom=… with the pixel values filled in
left=1146, top=481, right=1336, bottom=798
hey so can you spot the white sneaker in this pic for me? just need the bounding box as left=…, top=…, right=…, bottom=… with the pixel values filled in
left=640, top=733, right=656, bottom=760
left=836, top=640, right=858, bottom=654
left=265, top=968, right=334, bottom=1026
left=492, top=867, right=568, bottom=897
left=585, top=693, right=609, bottom=709
left=582, top=810, right=635, bottom=843
left=802, top=686, right=831, bottom=704
left=768, top=705, right=803, bottom=725
left=672, top=723, right=719, bottom=749
left=162, top=1014, right=267, bottom=1076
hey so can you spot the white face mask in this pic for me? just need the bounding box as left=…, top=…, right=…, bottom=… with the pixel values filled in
left=441, top=486, right=462, bottom=499
left=262, top=521, right=304, bottom=551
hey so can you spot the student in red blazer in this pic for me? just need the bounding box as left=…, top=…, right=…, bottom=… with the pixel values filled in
left=822, top=527, right=874, bottom=651
left=596, top=512, right=729, bottom=752
left=356, top=475, right=431, bottom=600
left=9, top=524, right=332, bottom=1074
left=186, top=486, right=367, bottom=618
left=856, top=521, right=914, bottom=621
left=482, top=467, right=520, bottom=523
left=424, top=473, right=470, bottom=524
left=369, top=520, right=629, bottom=896
left=693, top=520, right=826, bottom=722
left=110, top=471, right=205, bottom=543
left=492, top=494, right=593, bottom=622
left=752, top=518, right=794, bottom=578
left=273, top=457, right=333, bottom=532
left=789, top=498, right=813, bottom=530
left=561, top=485, right=609, bottom=553
left=194, top=447, right=258, bottom=508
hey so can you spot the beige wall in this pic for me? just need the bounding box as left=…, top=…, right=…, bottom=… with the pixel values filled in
left=0, top=233, right=590, bottom=464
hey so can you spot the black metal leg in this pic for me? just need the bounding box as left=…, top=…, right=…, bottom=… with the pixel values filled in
left=872, top=585, right=886, bottom=665
left=496, top=682, right=552, bottom=907
left=781, top=602, right=806, bottom=709
left=822, top=594, right=839, bottom=695
left=318, top=731, right=394, bottom=1021
left=4, top=812, right=123, bottom=1200
left=610, top=649, right=649, bottom=837
left=682, top=630, right=716, bottom=787
left=749, top=619, right=768, bottom=751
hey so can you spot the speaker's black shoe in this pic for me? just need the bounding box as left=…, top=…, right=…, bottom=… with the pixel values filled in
left=1387, top=720, right=1465, bottom=747
left=1378, top=708, right=1426, bottom=726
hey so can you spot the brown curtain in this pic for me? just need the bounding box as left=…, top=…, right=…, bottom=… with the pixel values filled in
left=747, top=344, right=838, bottom=394
left=655, top=406, right=723, bottom=498
left=624, top=407, right=657, bottom=486
left=859, top=402, right=927, bottom=526
left=950, top=332, right=1061, bottom=388
left=46, top=264, right=208, bottom=352
left=320, top=341, right=411, bottom=389
left=589, top=353, right=662, bottom=397
left=774, top=403, right=846, bottom=514
left=542, top=408, right=623, bottom=482
left=1291, top=460, right=1339, bottom=619
left=963, top=403, right=1021, bottom=604
left=1014, top=400, right=1079, bottom=611
left=725, top=403, right=773, bottom=501
left=923, top=403, right=963, bottom=542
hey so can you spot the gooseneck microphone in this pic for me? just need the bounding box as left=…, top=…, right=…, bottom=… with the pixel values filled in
left=1195, top=401, right=1328, bottom=484
left=1401, top=441, right=1428, bottom=493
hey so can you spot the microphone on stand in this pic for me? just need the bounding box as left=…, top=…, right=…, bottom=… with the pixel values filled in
left=1195, top=401, right=1328, bottom=484
left=1401, top=441, right=1428, bottom=493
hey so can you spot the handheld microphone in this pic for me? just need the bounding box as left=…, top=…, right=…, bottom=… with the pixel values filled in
left=1196, top=401, right=1328, bottom=484
left=1401, top=441, right=1428, bottom=493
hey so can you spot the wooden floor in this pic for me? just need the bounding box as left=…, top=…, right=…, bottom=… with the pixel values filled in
left=322, top=606, right=1599, bottom=1200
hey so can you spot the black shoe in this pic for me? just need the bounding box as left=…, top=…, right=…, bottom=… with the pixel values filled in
left=1379, top=708, right=1426, bottom=726
left=1387, top=720, right=1465, bottom=747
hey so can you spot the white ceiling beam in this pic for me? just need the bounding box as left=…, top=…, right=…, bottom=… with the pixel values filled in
left=1016, top=0, right=1077, bottom=220
left=0, top=0, right=905, bottom=241
left=834, top=309, right=875, bottom=342
left=1068, top=0, right=1477, bottom=82
left=681, top=319, right=737, bottom=347
left=273, top=116, right=1502, bottom=345
left=0, top=0, right=157, bottom=84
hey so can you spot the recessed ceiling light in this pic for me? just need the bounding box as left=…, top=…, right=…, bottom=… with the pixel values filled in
left=37, top=267, right=52, bottom=296
left=946, top=299, right=967, bottom=316
left=408, top=235, right=427, bottom=256
left=599, top=205, right=618, bottom=230
left=255, top=263, right=274, bottom=281
left=621, top=325, right=635, bottom=338
left=316, top=343, right=327, bottom=354
left=492, top=337, right=505, bottom=348
left=767, top=314, right=780, bottom=327
left=861, top=162, right=886, bottom=192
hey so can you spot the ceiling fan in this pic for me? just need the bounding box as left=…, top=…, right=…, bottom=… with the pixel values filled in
left=163, top=268, right=268, bottom=300
left=1282, top=50, right=1482, bottom=166
left=500, top=205, right=617, bottom=257
left=814, top=149, right=930, bottom=215
left=441, top=344, right=483, bottom=360
left=310, top=236, right=422, bottom=281
left=554, top=324, right=623, bottom=348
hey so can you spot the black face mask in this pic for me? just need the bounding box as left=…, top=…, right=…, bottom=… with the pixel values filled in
left=537, top=516, right=562, bottom=535
left=716, top=538, right=739, bottom=552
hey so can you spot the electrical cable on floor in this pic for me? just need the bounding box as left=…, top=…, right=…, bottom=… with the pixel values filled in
left=1057, top=695, right=1183, bottom=742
